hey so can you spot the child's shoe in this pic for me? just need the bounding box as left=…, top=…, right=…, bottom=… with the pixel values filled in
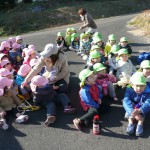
left=124, top=112, right=129, bottom=120
left=64, top=106, right=76, bottom=114
left=16, top=115, right=29, bottom=123
left=126, top=123, right=136, bottom=135
left=0, top=119, right=9, bottom=130
left=45, top=115, right=56, bottom=127
left=73, top=118, right=81, bottom=131
left=136, top=125, right=143, bottom=137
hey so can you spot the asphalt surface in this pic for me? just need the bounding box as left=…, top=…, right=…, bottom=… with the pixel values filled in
left=0, top=13, right=150, bottom=150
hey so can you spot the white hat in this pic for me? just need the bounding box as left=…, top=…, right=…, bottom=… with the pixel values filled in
left=40, top=44, right=58, bottom=58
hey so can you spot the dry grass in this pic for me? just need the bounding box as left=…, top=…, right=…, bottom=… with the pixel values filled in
left=128, top=10, right=150, bottom=37
left=0, top=0, right=150, bottom=36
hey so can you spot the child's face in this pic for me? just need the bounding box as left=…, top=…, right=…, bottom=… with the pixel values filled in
left=86, top=73, right=96, bottom=85
left=74, top=37, right=79, bottom=41
left=67, top=31, right=72, bottom=35
left=5, top=47, right=10, bottom=51
left=83, top=37, right=89, bottom=42
left=91, top=57, right=101, bottom=64
left=4, top=63, right=12, bottom=71
left=97, top=41, right=102, bottom=47
left=120, top=54, right=129, bottom=62
left=30, top=52, right=36, bottom=59
left=121, top=41, right=128, bottom=47
left=98, top=69, right=106, bottom=75
left=17, top=39, right=23, bottom=44
left=142, top=68, right=150, bottom=77
left=132, top=84, right=146, bottom=94
left=109, top=40, right=116, bottom=45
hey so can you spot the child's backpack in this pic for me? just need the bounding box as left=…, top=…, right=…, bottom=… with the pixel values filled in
left=137, top=52, right=150, bottom=65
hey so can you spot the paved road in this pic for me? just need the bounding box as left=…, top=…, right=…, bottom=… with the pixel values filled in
left=0, top=13, right=150, bottom=150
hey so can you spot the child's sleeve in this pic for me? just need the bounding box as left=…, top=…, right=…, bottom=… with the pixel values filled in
left=140, top=98, right=150, bottom=115
left=123, top=88, right=134, bottom=116
left=80, top=89, right=99, bottom=108
left=108, top=57, right=117, bottom=70
left=98, top=85, right=103, bottom=99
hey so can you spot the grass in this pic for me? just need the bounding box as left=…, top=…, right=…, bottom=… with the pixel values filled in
left=128, top=10, right=150, bottom=37
left=0, top=0, right=150, bottom=37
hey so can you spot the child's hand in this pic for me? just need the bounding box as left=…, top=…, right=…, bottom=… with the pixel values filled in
left=53, top=85, right=59, bottom=90
left=132, top=109, right=142, bottom=117
left=0, top=111, right=7, bottom=117
left=135, top=114, right=143, bottom=121
left=98, top=98, right=102, bottom=104
left=21, top=81, right=28, bottom=88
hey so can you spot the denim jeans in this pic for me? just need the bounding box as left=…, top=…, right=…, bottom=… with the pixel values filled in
left=46, top=93, right=70, bottom=116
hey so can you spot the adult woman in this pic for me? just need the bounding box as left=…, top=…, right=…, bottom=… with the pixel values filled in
left=22, top=43, right=69, bottom=93
left=78, top=8, right=97, bottom=33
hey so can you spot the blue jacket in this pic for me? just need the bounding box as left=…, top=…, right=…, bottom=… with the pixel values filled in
left=80, top=84, right=103, bottom=109
left=123, top=85, right=150, bottom=116
left=15, top=75, right=25, bottom=86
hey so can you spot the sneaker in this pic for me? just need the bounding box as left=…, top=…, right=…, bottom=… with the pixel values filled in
left=136, top=125, right=143, bottom=137
left=124, top=112, right=129, bottom=120
left=73, top=118, right=81, bottom=131
left=45, top=115, right=56, bottom=127
left=16, top=115, right=29, bottom=123
left=0, top=119, right=9, bottom=130
left=126, top=123, right=136, bottom=135
left=64, top=106, right=76, bottom=114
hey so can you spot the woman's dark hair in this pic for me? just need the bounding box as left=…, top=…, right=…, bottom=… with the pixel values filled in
left=49, top=51, right=62, bottom=66
left=78, top=8, right=86, bottom=15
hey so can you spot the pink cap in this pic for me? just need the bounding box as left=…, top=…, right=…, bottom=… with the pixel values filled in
left=18, top=64, right=31, bottom=76
left=0, top=68, right=12, bottom=77
left=25, top=48, right=35, bottom=57
left=12, top=43, right=21, bottom=49
left=30, top=75, right=49, bottom=92
left=0, top=53, right=8, bottom=61
left=28, top=45, right=35, bottom=50
left=23, top=48, right=28, bottom=52
left=30, top=58, right=38, bottom=67
left=1, top=41, right=10, bottom=48
left=0, top=77, right=13, bottom=96
left=16, top=36, right=22, bottom=42
left=1, top=60, right=10, bottom=67
left=7, top=37, right=16, bottom=44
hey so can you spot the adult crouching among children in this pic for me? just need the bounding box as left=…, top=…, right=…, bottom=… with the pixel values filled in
left=21, top=43, right=69, bottom=93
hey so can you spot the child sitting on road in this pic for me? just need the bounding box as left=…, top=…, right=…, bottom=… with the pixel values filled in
left=0, top=41, right=11, bottom=55
left=93, top=63, right=118, bottom=101
left=86, top=50, right=106, bottom=68
left=7, top=37, right=16, bottom=49
left=79, top=33, right=91, bottom=58
left=56, top=32, right=67, bottom=51
left=69, top=33, right=80, bottom=52
left=15, top=64, right=32, bottom=100
left=104, top=34, right=116, bottom=58
left=30, top=75, right=76, bottom=127
left=116, top=48, right=136, bottom=87
left=1, top=60, right=17, bottom=78
left=92, top=37, right=105, bottom=56
left=9, top=42, right=23, bottom=71
left=65, top=28, right=72, bottom=46
left=23, top=48, right=38, bottom=66
left=16, top=36, right=25, bottom=51
left=118, top=37, right=132, bottom=55
left=73, top=69, right=103, bottom=130
left=140, top=60, right=150, bottom=82
left=123, top=72, right=150, bottom=136
left=0, top=77, right=29, bottom=130
left=108, top=44, right=120, bottom=75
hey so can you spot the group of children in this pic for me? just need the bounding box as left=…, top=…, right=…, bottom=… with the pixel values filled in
left=0, top=29, right=150, bottom=137
left=57, top=28, right=150, bottom=137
